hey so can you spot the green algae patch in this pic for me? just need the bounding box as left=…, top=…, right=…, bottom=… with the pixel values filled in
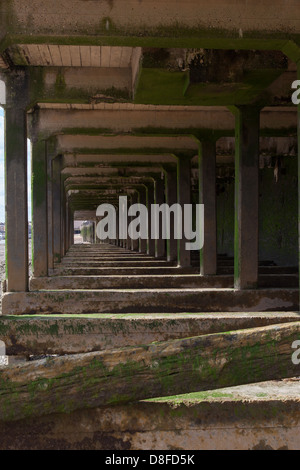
left=134, top=67, right=283, bottom=106
left=145, top=390, right=236, bottom=403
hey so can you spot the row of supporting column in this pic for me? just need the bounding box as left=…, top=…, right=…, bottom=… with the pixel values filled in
left=2, top=72, right=283, bottom=296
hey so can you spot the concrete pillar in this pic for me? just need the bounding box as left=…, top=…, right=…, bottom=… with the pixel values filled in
left=65, top=203, right=70, bottom=252
left=4, top=71, right=29, bottom=291
left=147, top=183, right=155, bottom=257
left=61, top=183, right=66, bottom=256
left=234, top=106, right=260, bottom=289
left=165, top=168, right=177, bottom=262
left=199, top=140, right=217, bottom=275
left=177, top=157, right=192, bottom=267
left=68, top=205, right=74, bottom=248
left=63, top=197, right=68, bottom=253
left=52, top=157, right=62, bottom=263
left=154, top=177, right=166, bottom=258
left=32, top=139, right=48, bottom=277
left=47, top=156, right=54, bottom=270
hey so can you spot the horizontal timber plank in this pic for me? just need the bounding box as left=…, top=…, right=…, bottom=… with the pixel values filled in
left=0, top=321, right=300, bottom=421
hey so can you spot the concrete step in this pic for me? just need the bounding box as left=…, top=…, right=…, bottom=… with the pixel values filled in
left=2, top=376, right=299, bottom=449
left=32, top=274, right=299, bottom=290
left=58, top=260, right=175, bottom=267
left=52, top=266, right=197, bottom=275
left=1, top=312, right=299, bottom=355
left=2, top=288, right=298, bottom=315
left=30, top=274, right=234, bottom=290
left=64, top=254, right=156, bottom=260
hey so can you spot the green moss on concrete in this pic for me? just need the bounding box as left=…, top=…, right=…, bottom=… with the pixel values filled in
left=54, top=71, right=66, bottom=94
left=134, top=68, right=189, bottom=106
left=5, top=30, right=297, bottom=51
left=135, top=67, right=284, bottom=106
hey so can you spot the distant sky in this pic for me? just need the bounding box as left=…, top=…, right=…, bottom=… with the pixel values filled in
left=0, top=107, right=32, bottom=222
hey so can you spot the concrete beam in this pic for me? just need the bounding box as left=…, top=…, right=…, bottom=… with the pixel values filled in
left=31, top=105, right=297, bottom=139
left=3, top=1, right=300, bottom=48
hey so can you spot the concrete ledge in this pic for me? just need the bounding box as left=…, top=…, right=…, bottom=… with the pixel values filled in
left=0, top=379, right=300, bottom=449
left=52, top=267, right=198, bottom=276
left=30, top=275, right=234, bottom=290
left=1, top=312, right=299, bottom=355
left=2, top=288, right=299, bottom=315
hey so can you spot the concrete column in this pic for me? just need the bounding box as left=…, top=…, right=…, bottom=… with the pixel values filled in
left=147, top=183, right=155, bottom=256
left=65, top=203, right=70, bottom=252
left=234, top=106, right=260, bottom=289
left=68, top=205, right=74, bottom=248
left=154, top=176, right=166, bottom=258
left=165, top=168, right=177, bottom=262
left=32, top=139, right=48, bottom=277
left=60, top=181, right=66, bottom=256
left=199, top=140, right=217, bottom=275
left=47, top=156, right=54, bottom=270
left=139, top=188, right=147, bottom=253
left=63, top=196, right=69, bottom=253
left=4, top=71, right=29, bottom=291
left=177, top=157, right=192, bottom=267
left=52, top=157, right=62, bottom=263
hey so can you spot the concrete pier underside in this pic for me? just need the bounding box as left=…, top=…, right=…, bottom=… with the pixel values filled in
left=1, top=0, right=300, bottom=450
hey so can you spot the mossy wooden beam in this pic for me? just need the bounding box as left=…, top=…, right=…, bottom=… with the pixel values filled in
left=0, top=321, right=300, bottom=422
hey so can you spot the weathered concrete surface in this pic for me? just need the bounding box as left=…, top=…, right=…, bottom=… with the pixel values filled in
left=0, top=391, right=299, bottom=449
left=52, top=266, right=198, bottom=276
left=234, top=106, right=260, bottom=289
left=199, top=141, right=217, bottom=275
left=56, top=134, right=199, bottom=154
left=5, top=71, right=29, bottom=292
left=1, top=312, right=300, bottom=356
left=30, top=274, right=234, bottom=290
left=2, top=288, right=298, bottom=315
left=4, top=0, right=300, bottom=41
left=32, top=105, right=297, bottom=137
left=0, top=322, right=300, bottom=423
left=30, top=273, right=299, bottom=290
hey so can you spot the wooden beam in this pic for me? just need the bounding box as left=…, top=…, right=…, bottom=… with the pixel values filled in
left=0, top=322, right=299, bottom=422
